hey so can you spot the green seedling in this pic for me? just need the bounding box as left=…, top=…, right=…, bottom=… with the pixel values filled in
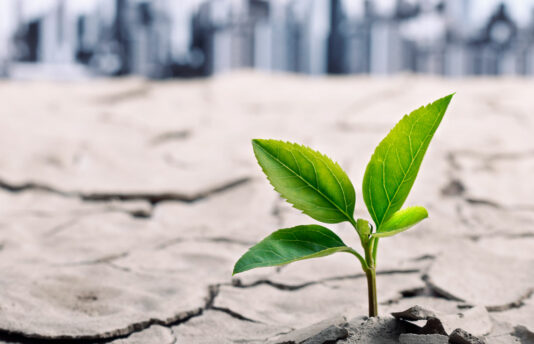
left=233, top=94, right=454, bottom=317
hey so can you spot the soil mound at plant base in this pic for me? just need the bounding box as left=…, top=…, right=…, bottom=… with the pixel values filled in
left=272, top=306, right=490, bottom=344
left=341, top=316, right=413, bottom=344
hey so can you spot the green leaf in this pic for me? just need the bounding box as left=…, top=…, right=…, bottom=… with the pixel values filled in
left=372, top=206, right=428, bottom=238
left=233, top=225, right=354, bottom=274
left=252, top=139, right=356, bottom=224
left=362, top=94, right=453, bottom=229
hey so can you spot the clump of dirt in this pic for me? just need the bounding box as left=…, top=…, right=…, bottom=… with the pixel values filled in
left=272, top=305, right=490, bottom=344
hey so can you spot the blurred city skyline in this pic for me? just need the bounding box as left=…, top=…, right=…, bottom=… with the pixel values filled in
left=1, top=0, right=534, bottom=79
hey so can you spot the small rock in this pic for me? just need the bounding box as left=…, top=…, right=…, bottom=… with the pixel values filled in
left=392, top=306, right=438, bottom=321
left=399, top=333, right=449, bottom=344
left=390, top=305, right=447, bottom=335
left=419, top=318, right=448, bottom=336
left=512, top=325, right=534, bottom=343
left=449, top=328, right=486, bottom=344
left=391, top=305, right=491, bottom=338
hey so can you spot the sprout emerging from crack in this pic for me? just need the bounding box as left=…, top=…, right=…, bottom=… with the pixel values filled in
left=233, top=94, right=454, bottom=317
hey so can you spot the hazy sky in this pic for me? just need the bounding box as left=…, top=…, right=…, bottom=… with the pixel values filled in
left=2, top=0, right=534, bottom=24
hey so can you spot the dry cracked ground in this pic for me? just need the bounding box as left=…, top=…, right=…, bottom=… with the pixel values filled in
left=0, top=73, right=533, bottom=343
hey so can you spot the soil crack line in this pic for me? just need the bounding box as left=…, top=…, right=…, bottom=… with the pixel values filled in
left=0, top=177, right=251, bottom=209
left=0, top=283, right=222, bottom=343
left=421, top=274, right=466, bottom=303
left=232, top=269, right=420, bottom=291
left=209, top=307, right=259, bottom=323
left=155, top=236, right=255, bottom=250
left=203, top=284, right=263, bottom=323
left=55, top=252, right=131, bottom=267
left=486, top=288, right=534, bottom=312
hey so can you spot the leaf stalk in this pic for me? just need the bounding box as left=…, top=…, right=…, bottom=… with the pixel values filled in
left=372, top=237, right=379, bottom=263
left=347, top=248, right=368, bottom=271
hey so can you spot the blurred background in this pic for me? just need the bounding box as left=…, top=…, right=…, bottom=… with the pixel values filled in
left=1, top=0, right=534, bottom=80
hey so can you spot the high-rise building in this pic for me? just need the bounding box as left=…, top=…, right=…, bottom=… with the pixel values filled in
left=4, top=0, right=534, bottom=78
left=327, top=0, right=347, bottom=74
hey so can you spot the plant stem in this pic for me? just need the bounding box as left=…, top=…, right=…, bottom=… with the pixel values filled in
left=352, top=218, right=378, bottom=317
left=363, top=237, right=378, bottom=317
left=365, top=268, right=378, bottom=317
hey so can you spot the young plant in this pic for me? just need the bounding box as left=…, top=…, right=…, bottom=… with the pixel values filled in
left=233, top=94, right=454, bottom=317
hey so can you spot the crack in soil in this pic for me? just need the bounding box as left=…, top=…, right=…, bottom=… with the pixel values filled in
left=446, top=149, right=534, bottom=172
left=442, top=150, right=534, bottom=213
left=103, top=205, right=154, bottom=219
left=80, top=177, right=251, bottom=204
left=380, top=286, right=428, bottom=306
left=210, top=307, right=259, bottom=323
left=232, top=269, right=421, bottom=292
left=42, top=205, right=153, bottom=238
left=169, top=327, right=178, bottom=344
left=466, top=231, right=534, bottom=242
left=0, top=308, right=203, bottom=344
left=486, top=289, right=534, bottom=312
left=271, top=200, right=284, bottom=228
left=0, top=283, right=223, bottom=344
left=452, top=190, right=534, bottom=214
left=464, top=197, right=501, bottom=208
left=411, top=254, right=436, bottom=262
left=383, top=272, right=468, bottom=306
left=0, top=180, right=68, bottom=197
left=422, top=274, right=466, bottom=303
left=56, top=252, right=131, bottom=267
left=441, top=176, right=534, bottom=237
left=0, top=177, right=251, bottom=210
left=155, top=236, right=255, bottom=250
left=425, top=274, right=534, bottom=313
left=195, top=284, right=262, bottom=323
left=149, top=130, right=191, bottom=146
left=441, top=178, right=466, bottom=197
left=45, top=218, right=81, bottom=236
left=106, top=262, right=133, bottom=273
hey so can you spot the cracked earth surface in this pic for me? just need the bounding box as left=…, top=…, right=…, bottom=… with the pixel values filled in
left=0, top=73, right=533, bottom=343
